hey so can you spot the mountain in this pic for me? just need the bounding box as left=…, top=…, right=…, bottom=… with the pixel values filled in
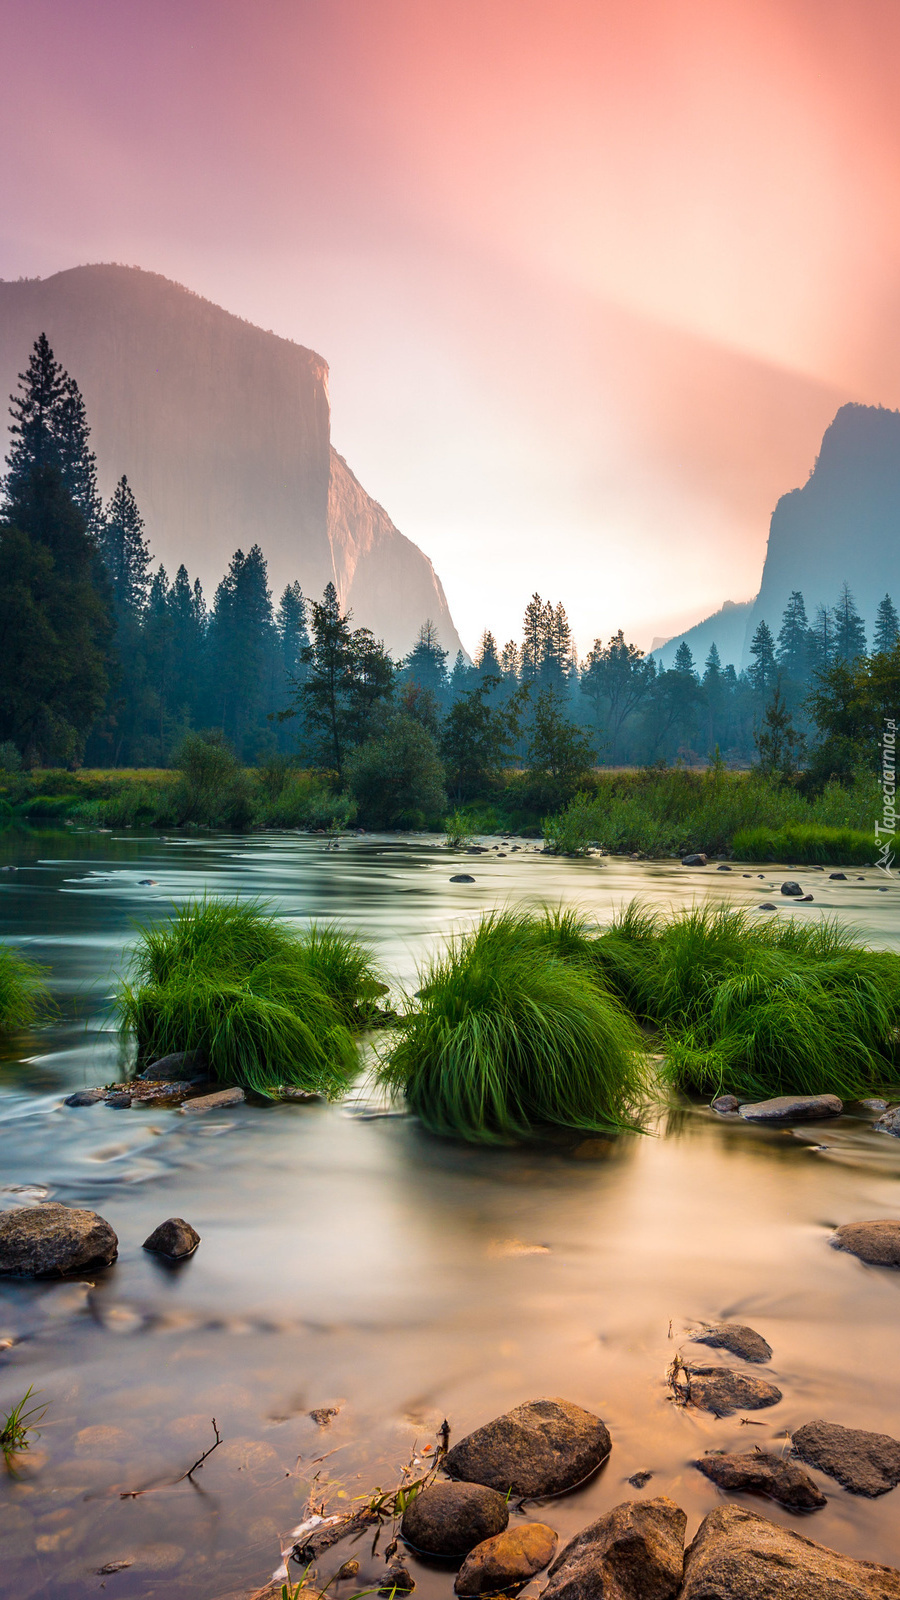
left=0, top=264, right=463, bottom=659
left=742, top=403, right=900, bottom=660
left=649, top=598, right=754, bottom=672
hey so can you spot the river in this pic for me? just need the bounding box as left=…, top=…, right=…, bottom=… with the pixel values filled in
left=1, top=827, right=899, bottom=1598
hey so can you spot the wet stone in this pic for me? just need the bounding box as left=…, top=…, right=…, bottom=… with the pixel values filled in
left=792, top=1420, right=900, bottom=1496
left=874, top=1107, right=900, bottom=1137
left=757, top=903, right=777, bottom=910
left=681, top=1367, right=782, bottom=1417
left=180, top=1086, right=245, bottom=1113
left=711, top=1095, right=741, bottom=1114
left=542, top=1497, right=686, bottom=1600
left=380, top=1564, right=415, bottom=1594
left=830, top=872, right=848, bottom=879
left=450, top=874, right=475, bottom=883
left=105, top=1091, right=133, bottom=1108
left=142, top=1217, right=200, bottom=1259
left=139, top=1049, right=211, bottom=1083
left=131, top=1080, right=193, bottom=1104
left=689, top=1323, right=772, bottom=1363
left=716, top=864, right=732, bottom=871
left=455, top=1524, right=558, bottom=1595
left=693, top=1450, right=826, bottom=1510
left=445, top=1396, right=612, bottom=1497
left=740, top=1094, right=842, bottom=1123
left=681, top=854, right=707, bottom=867
left=400, top=1481, right=508, bottom=1557
left=831, top=1219, right=900, bottom=1267
left=861, top=1098, right=889, bottom=1112
left=780, top=881, right=804, bottom=896
left=0, top=1203, right=118, bottom=1277
left=64, top=1088, right=105, bottom=1106
left=628, top=1470, right=653, bottom=1488
left=679, top=1505, right=900, bottom=1600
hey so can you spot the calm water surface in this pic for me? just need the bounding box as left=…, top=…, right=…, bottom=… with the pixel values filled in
left=1, top=828, right=900, bottom=1598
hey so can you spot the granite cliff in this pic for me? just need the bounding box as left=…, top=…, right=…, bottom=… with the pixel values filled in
left=0, top=264, right=463, bottom=658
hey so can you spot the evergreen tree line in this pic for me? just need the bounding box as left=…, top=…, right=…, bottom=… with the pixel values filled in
left=1, top=333, right=898, bottom=799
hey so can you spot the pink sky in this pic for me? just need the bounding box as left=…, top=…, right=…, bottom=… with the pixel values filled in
left=2, top=0, right=900, bottom=653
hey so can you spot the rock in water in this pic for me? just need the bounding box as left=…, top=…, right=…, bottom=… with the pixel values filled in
left=780, top=881, right=804, bottom=896
left=874, top=1108, right=900, bottom=1137
left=380, top=1566, right=414, bottom=1594
left=693, top=1451, right=826, bottom=1510
left=740, top=1094, right=842, bottom=1123
left=0, top=1204, right=118, bottom=1276
left=711, top=1095, right=741, bottom=1114
left=679, top=1504, right=900, bottom=1599
left=450, top=874, right=475, bottom=883
left=455, top=1523, right=558, bottom=1595
left=542, top=1498, right=686, bottom=1600
left=830, top=871, right=848, bottom=879
left=180, top=1087, right=245, bottom=1114
left=139, top=1049, right=211, bottom=1082
left=400, top=1481, right=508, bottom=1557
left=792, top=1420, right=900, bottom=1496
left=142, top=1218, right=200, bottom=1259
left=64, top=1088, right=105, bottom=1106
left=688, top=1323, right=772, bottom=1363
left=444, top=1397, right=612, bottom=1497
left=681, top=854, right=707, bottom=866
left=831, top=1220, right=900, bottom=1267
left=681, top=1367, right=782, bottom=1417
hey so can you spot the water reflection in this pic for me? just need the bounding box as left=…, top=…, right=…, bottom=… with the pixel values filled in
left=0, top=829, right=899, bottom=1595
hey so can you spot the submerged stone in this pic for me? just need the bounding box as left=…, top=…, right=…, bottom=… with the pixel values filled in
left=740, top=1094, right=842, bottom=1123
left=681, top=1367, right=782, bottom=1416
left=64, top=1088, right=105, bottom=1106
left=689, top=1323, right=772, bottom=1363
left=791, top=1419, right=900, bottom=1497
left=180, top=1087, right=245, bottom=1114
left=693, top=1450, right=825, bottom=1510
left=0, top=1203, right=118, bottom=1276
left=445, top=1397, right=611, bottom=1497
left=450, top=874, right=476, bottom=883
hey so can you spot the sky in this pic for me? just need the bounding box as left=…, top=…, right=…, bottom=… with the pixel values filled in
left=2, top=0, right=900, bottom=655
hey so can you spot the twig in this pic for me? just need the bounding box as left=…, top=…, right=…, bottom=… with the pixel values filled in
left=177, top=1418, right=223, bottom=1482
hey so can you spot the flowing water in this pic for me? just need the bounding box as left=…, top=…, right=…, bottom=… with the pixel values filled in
left=1, top=827, right=900, bottom=1598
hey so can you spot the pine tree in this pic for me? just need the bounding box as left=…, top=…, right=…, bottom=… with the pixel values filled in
left=809, top=605, right=835, bottom=672
left=544, top=602, right=574, bottom=686
left=874, top=594, right=900, bottom=655
left=286, top=583, right=393, bottom=775
left=3, top=335, right=100, bottom=534
left=673, top=640, right=697, bottom=677
left=276, top=582, right=309, bottom=686
left=580, top=631, right=652, bottom=761
left=404, top=619, right=449, bottom=701
left=100, top=476, right=151, bottom=613
left=833, top=581, right=867, bottom=662
left=208, top=545, right=277, bottom=757
left=776, top=591, right=811, bottom=680
left=748, top=621, right=777, bottom=695
left=475, top=629, right=500, bottom=677
left=55, top=375, right=101, bottom=533
left=499, top=640, right=520, bottom=680
left=521, top=593, right=551, bottom=680
left=449, top=650, right=471, bottom=700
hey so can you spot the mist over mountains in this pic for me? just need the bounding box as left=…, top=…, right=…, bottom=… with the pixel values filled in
left=0, top=265, right=463, bottom=660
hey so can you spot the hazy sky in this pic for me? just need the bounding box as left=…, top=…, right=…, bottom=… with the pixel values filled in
left=2, top=0, right=900, bottom=654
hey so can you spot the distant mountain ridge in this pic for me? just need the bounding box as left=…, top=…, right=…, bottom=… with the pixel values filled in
left=650, top=598, right=754, bottom=671
left=0, top=264, right=464, bottom=659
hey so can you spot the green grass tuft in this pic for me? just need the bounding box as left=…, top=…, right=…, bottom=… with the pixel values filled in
left=379, top=909, right=649, bottom=1142
left=116, top=899, right=381, bottom=1096
left=731, top=823, right=874, bottom=865
left=0, top=944, right=49, bottom=1034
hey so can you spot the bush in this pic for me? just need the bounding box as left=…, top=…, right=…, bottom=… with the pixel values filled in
left=116, top=899, right=381, bottom=1095
left=379, top=910, right=648, bottom=1142
left=0, top=944, right=48, bottom=1034
left=543, top=790, right=601, bottom=855
left=0, top=743, right=21, bottom=774
left=254, top=768, right=356, bottom=830
left=731, top=824, right=873, bottom=865
left=172, top=730, right=254, bottom=827
left=347, top=716, right=446, bottom=830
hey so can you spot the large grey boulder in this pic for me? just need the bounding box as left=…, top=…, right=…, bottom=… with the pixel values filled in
left=400, top=1481, right=508, bottom=1556
left=541, top=1498, right=686, bottom=1600
left=0, top=1203, right=118, bottom=1276
left=740, top=1094, right=842, bottom=1123
left=792, top=1420, right=900, bottom=1497
left=454, top=1523, right=557, bottom=1595
left=680, top=1367, right=781, bottom=1417
left=689, top=1323, right=772, bottom=1363
left=831, top=1220, right=900, bottom=1267
left=692, top=1450, right=825, bottom=1510
left=444, top=1398, right=611, bottom=1497
left=679, top=1504, right=900, bottom=1599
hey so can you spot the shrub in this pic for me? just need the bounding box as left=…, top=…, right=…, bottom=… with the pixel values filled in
left=0, top=944, right=48, bottom=1034
left=0, top=743, right=21, bottom=774
left=347, top=716, right=446, bottom=830
left=172, top=730, right=254, bottom=827
left=543, top=790, right=601, bottom=855
left=116, top=899, right=379, bottom=1095
left=379, top=910, right=648, bottom=1142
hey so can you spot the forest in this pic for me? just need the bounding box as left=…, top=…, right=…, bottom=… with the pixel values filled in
left=0, top=334, right=898, bottom=848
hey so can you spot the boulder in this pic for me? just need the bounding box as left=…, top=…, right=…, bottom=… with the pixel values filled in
left=0, top=1203, right=118, bottom=1276
left=692, top=1450, right=825, bottom=1510
left=380, top=1565, right=414, bottom=1595
left=862, top=1098, right=889, bottom=1113
left=542, top=1498, right=686, bottom=1600
left=716, top=865, right=732, bottom=872
left=711, top=1095, right=741, bottom=1114
left=400, top=1481, right=508, bottom=1557
left=450, top=875, right=476, bottom=883
left=830, top=872, right=847, bottom=880
left=689, top=1323, right=772, bottom=1363
left=780, top=881, right=804, bottom=896
left=681, top=855, right=707, bottom=867
left=831, top=1220, right=900, bottom=1267
left=105, top=1090, right=133, bottom=1108
left=131, top=1080, right=193, bottom=1104
left=874, top=1108, right=900, bottom=1137
left=740, top=1094, right=842, bottom=1123
left=681, top=1367, right=782, bottom=1417
left=679, top=1504, right=900, bottom=1600
left=791, top=1420, right=900, bottom=1496
left=139, top=1049, right=211, bottom=1083
left=64, top=1088, right=105, bottom=1106
left=180, top=1087, right=245, bottom=1114
left=757, top=903, right=777, bottom=910
left=454, top=1523, right=558, bottom=1595
left=444, top=1397, right=611, bottom=1497
left=142, top=1217, right=200, bottom=1259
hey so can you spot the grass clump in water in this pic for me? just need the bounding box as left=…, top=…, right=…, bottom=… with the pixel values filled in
left=593, top=902, right=900, bottom=1102
left=117, top=899, right=383, bottom=1096
left=379, top=909, right=649, bottom=1142
left=0, top=944, right=48, bottom=1034
left=731, top=823, right=873, bottom=865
